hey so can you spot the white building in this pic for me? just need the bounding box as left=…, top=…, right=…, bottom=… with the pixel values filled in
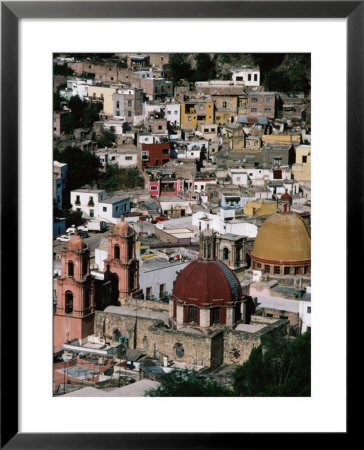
left=192, top=210, right=258, bottom=237
left=70, top=189, right=130, bottom=223
left=96, top=147, right=138, bottom=168
left=231, top=66, right=260, bottom=86
left=229, top=169, right=249, bottom=187
left=165, top=102, right=180, bottom=126
left=66, top=78, right=93, bottom=101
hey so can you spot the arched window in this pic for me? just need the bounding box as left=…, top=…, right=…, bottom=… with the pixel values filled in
left=84, top=291, right=90, bottom=309
left=114, top=244, right=120, bottom=260
left=222, top=247, right=229, bottom=260
left=65, top=291, right=73, bottom=314
left=212, top=307, right=220, bottom=324
left=82, top=257, right=88, bottom=276
left=68, top=261, right=74, bottom=277
left=190, top=306, right=198, bottom=323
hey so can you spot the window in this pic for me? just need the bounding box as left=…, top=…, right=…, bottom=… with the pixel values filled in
left=116, top=111, right=120, bottom=116
left=116, top=101, right=120, bottom=108
left=89, top=209, right=94, bottom=218
left=150, top=186, right=158, bottom=191
left=68, top=261, right=74, bottom=277
left=115, top=206, right=119, bottom=211
left=114, top=245, right=120, bottom=259
left=280, top=315, right=288, bottom=319
left=159, top=284, right=165, bottom=299
left=264, top=108, right=271, bottom=113
left=236, top=76, right=243, bottom=81
left=146, top=287, right=152, bottom=300
left=212, top=308, right=220, bottom=324
left=75, top=195, right=81, bottom=205
left=128, top=100, right=132, bottom=106
left=274, top=266, right=281, bottom=275
left=257, top=263, right=261, bottom=268
left=266, top=97, right=272, bottom=102
left=111, top=156, right=116, bottom=161
left=251, top=108, right=258, bottom=112
left=174, top=110, right=178, bottom=114
left=65, top=292, right=73, bottom=314
left=93, top=93, right=96, bottom=99
left=200, top=104, right=204, bottom=110
left=266, top=313, right=273, bottom=318
left=223, top=101, right=227, bottom=107
left=162, top=149, right=169, bottom=155
left=188, top=117, right=191, bottom=121
left=100, top=93, right=104, bottom=99
left=248, top=74, right=251, bottom=81
left=103, top=206, right=107, bottom=212
left=251, top=97, right=258, bottom=102
left=125, top=156, right=133, bottom=161
left=190, top=306, right=198, bottom=323
left=236, top=177, right=240, bottom=181
left=128, top=111, right=132, bottom=117
left=302, top=156, right=307, bottom=163
left=284, top=267, right=290, bottom=275
left=158, top=125, right=162, bottom=130
left=254, top=74, right=258, bottom=81
left=294, top=267, right=299, bottom=275
left=111, top=77, right=114, bottom=81
left=167, top=110, right=171, bottom=115
left=307, top=306, right=311, bottom=314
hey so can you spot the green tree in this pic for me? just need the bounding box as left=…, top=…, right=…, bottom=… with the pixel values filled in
left=98, top=165, right=145, bottom=193
left=96, top=127, right=116, bottom=149
left=53, top=63, right=74, bottom=76
left=191, top=53, right=216, bottom=82
left=168, top=53, right=193, bottom=82
left=233, top=330, right=311, bottom=397
left=54, top=146, right=102, bottom=194
left=145, top=370, right=234, bottom=397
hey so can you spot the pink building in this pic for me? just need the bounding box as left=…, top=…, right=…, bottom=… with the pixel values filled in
left=148, top=179, right=184, bottom=197
left=54, top=232, right=95, bottom=352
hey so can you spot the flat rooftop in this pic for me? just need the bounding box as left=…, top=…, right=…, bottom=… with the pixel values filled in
left=104, top=305, right=169, bottom=325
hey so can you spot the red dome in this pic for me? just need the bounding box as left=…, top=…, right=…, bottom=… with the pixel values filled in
left=68, top=231, right=86, bottom=251
left=114, top=216, right=129, bottom=235
left=172, top=259, right=242, bottom=307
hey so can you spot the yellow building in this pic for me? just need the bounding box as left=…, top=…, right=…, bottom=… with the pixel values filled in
left=88, top=85, right=118, bottom=116
left=262, top=134, right=301, bottom=146
left=214, top=96, right=238, bottom=125
left=180, top=99, right=214, bottom=129
left=244, top=199, right=277, bottom=217
left=292, top=145, right=311, bottom=182
left=197, top=122, right=218, bottom=140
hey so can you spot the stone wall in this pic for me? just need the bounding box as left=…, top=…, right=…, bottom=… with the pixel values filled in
left=148, top=325, right=224, bottom=369
left=223, top=318, right=288, bottom=365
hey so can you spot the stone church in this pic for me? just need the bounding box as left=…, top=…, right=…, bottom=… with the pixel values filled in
left=54, top=216, right=288, bottom=369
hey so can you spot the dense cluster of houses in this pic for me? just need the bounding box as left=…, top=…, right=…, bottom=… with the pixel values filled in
left=53, top=54, right=311, bottom=393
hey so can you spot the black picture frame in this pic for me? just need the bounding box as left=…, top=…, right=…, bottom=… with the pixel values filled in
left=1, top=1, right=356, bottom=448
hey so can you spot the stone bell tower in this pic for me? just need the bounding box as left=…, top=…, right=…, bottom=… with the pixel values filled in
left=54, top=231, right=95, bottom=352
left=103, top=216, right=142, bottom=303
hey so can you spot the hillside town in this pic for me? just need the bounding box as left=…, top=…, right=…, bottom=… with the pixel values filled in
left=53, top=53, right=311, bottom=397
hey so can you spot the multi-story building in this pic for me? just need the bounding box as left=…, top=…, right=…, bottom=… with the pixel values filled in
left=70, top=188, right=131, bottom=224
left=96, top=146, right=138, bottom=168
left=180, top=97, right=214, bottom=129
left=53, top=110, right=71, bottom=136
left=141, top=78, right=173, bottom=101
left=231, top=66, right=261, bottom=86
left=140, top=143, right=170, bottom=169
left=112, top=88, right=143, bottom=122
left=247, top=92, right=277, bottom=119
left=82, top=60, right=118, bottom=83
